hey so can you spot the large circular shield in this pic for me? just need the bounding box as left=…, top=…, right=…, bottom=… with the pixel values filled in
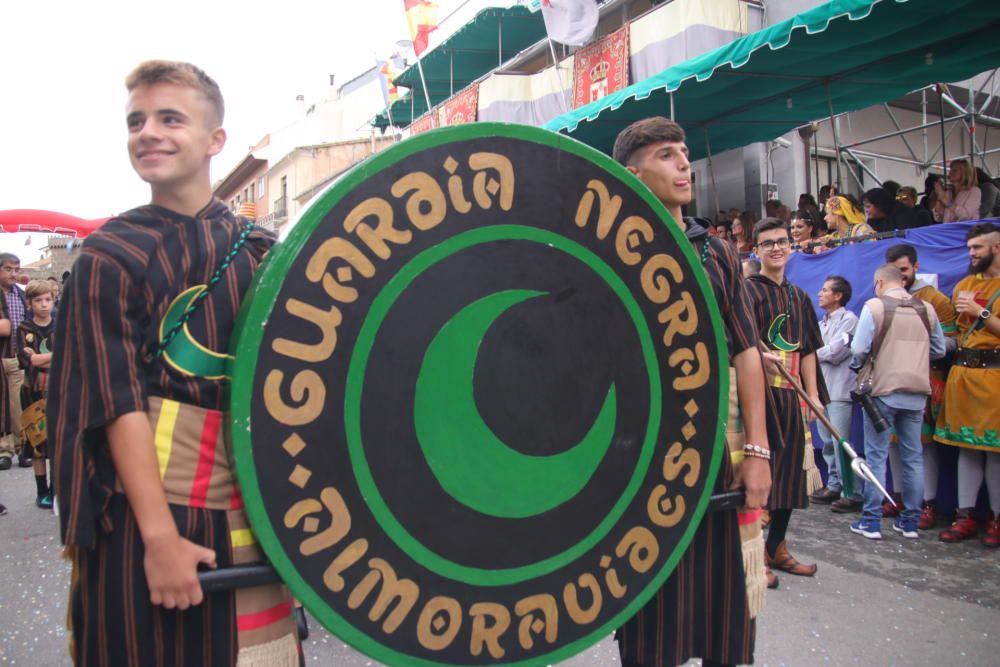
left=230, top=123, right=728, bottom=666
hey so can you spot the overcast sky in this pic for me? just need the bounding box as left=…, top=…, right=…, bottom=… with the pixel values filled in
left=0, top=0, right=426, bottom=261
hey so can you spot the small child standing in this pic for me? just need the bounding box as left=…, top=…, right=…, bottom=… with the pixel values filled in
left=17, top=280, right=55, bottom=508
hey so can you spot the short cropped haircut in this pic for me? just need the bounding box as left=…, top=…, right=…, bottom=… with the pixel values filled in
left=0, top=252, right=20, bottom=267
left=752, top=217, right=789, bottom=245
left=967, top=221, right=1000, bottom=242
left=874, top=264, right=904, bottom=285
left=613, top=117, right=686, bottom=166
left=885, top=243, right=918, bottom=265
left=25, top=279, right=56, bottom=301
left=126, top=60, right=224, bottom=125
left=824, top=275, right=852, bottom=306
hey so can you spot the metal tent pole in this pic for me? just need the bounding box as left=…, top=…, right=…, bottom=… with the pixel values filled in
left=825, top=83, right=844, bottom=192
left=704, top=128, right=721, bottom=220
left=938, top=84, right=948, bottom=176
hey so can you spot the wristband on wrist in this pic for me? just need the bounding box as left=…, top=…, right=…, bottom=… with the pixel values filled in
left=742, top=443, right=771, bottom=461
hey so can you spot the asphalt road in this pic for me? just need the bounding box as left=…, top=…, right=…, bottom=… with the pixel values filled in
left=1, top=463, right=997, bottom=666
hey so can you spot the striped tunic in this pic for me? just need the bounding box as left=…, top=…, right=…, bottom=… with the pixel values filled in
left=617, top=221, right=757, bottom=666
left=49, top=199, right=276, bottom=666
left=744, top=274, right=827, bottom=510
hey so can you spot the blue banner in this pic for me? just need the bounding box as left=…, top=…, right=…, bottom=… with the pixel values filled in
left=782, top=220, right=997, bottom=513
left=785, top=219, right=989, bottom=318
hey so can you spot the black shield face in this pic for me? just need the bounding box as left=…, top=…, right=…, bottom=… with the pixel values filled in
left=230, top=123, right=728, bottom=666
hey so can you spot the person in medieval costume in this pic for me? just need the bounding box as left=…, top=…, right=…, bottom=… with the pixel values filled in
left=935, top=222, right=1000, bottom=548
left=744, top=217, right=828, bottom=579
left=50, top=61, right=300, bottom=666
left=613, top=117, right=772, bottom=667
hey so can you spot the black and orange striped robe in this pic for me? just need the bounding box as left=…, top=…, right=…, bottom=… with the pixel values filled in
left=618, top=221, right=757, bottom=667
left=49, top=200, right=292, bottom=666
left=744, top=273, right=828, bottom=510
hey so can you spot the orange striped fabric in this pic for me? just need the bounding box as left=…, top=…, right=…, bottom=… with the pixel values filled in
left=769, top=350, right=801, bottom=389
left=142, top=397, right=297, bottom=663
left=143, top=397, right=237, bottom=509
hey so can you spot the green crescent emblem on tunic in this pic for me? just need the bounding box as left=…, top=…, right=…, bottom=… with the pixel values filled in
left=414, top=288, right=617, bottom=519
left=767, top=313, right=800, bottom=352
left=159, top=285, right=232, bottom=380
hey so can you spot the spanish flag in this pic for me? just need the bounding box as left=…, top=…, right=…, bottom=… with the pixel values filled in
left=404, top=0, right=438, bottom=57
left=377, top=59, right=400, bottom=106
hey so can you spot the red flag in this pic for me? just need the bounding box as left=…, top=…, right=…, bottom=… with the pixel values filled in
left=404, top=0, right=439, bottom=57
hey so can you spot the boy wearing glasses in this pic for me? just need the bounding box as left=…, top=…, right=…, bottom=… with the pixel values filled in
left=745, top=219, right=828, bottom=579
left=0, top=252, right=28, bottom=471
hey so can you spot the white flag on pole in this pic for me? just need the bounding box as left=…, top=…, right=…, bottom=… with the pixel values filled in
left=541, top=0, right=599, bottom=47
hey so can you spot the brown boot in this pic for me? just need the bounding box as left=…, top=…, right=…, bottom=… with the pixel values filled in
left=766, top=567, right=779, bottom=589
left=766, top=541, right=817, bottom=577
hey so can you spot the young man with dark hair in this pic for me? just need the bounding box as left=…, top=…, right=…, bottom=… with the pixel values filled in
left=613, top=116, right=772, bottom=667
left=810, top=276, right=863, bottom=512
left=745, top=218, right=828, bottom=576
left=50, top=60, right=299, bottom=665
left=0, top=251, right=29, bottom=470
left=934, top=223, right=1000, bottom=547
left=883, top=243, right=957, bottom=528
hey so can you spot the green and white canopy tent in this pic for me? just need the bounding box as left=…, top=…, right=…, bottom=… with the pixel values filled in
left=375, top=3, right=547, bottom=129
left=543, top=0, right=1000, bottom=161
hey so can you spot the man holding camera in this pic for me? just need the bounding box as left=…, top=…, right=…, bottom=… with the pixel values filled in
left=849, top=265, right=945, bottom=540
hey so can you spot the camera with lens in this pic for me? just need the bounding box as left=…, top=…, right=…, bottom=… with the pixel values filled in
left=850, top=385, right=890, bottom=433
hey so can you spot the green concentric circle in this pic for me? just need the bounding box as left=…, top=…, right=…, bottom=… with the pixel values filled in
left=344, top=224, right=662, bottom=586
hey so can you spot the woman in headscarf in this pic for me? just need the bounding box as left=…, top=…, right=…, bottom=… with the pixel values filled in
left=815, top=195, right=874, bottom=253
left=934, top=158, right=981, bottom=222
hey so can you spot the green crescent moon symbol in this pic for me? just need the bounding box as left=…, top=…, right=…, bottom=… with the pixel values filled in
left=414, top=289, right=617, bottom=519
left=766, top=313, right=800, bottom=352
left=159, top=285, right=232, bottom=380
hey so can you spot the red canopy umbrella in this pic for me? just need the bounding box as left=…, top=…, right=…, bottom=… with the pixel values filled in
left=0, top=209, right=109, bottom=237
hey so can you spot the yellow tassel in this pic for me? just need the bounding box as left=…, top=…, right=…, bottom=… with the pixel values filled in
left=805, top=464, right=824, bottom=496
left=741, top=533, right=767, bottom=619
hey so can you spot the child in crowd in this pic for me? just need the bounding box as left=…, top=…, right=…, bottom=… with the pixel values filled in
left=17, top=279, right=55, bottom=508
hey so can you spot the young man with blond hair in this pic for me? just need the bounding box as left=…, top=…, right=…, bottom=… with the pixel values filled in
left=50, top=61, right=299, bottom=666
left=613, top=117, right=772, bottom=667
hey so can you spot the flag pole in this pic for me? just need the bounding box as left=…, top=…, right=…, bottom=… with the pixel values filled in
left=547, top=38, right=569, bottom=114
left=415, top=54, right=433, bottom=112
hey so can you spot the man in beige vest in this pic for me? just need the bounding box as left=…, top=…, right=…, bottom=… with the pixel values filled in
left=848, top=265, right=945, bottom=540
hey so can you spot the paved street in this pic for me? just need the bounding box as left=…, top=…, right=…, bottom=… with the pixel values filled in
left=1, top=463, right=997, bottom=666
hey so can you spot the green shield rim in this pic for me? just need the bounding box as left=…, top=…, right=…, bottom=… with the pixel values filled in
left=229, top=122, right=729, bottom=667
